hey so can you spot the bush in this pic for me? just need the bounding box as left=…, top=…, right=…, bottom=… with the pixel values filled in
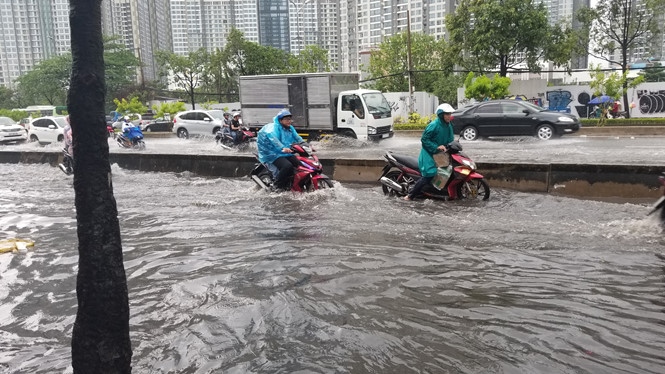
left=394, top=113, right=436, bottom=130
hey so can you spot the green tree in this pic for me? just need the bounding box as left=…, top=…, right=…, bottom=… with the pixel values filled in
left=152, top=101, right=186, bottom=118
left=205, top=48, right=238, bottom=102
left=68, top=0, right=132, bottom=371
left=221, top=28, right=291, bottom=78
left=103, top=36, right=142, bottom=110
left=16, top=53, right=72, bottom=105
left=156, top=48, right=209, bottom=109
left=464, top=72, right=511, bottom=101
left=577, top=0, right=665, bottom=117
left=638, top=62, right=665, bottom=82
left=364, top=32, right=449, bottom=95
left=0, top=86, right=18, bottom=110
left=588, top=64, right=643, bottom=125
left=446, top=0, right=577, bottom=76
left=289, top=45, right=334, bottom=73
left=113, top=96, right=148, bottom=119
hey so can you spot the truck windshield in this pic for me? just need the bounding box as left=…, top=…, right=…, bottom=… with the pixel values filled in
left=362, top=93, right=391, bottom=118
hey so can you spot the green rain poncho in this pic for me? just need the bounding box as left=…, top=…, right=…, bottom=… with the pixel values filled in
left=418, top=117, right=455, bottom=178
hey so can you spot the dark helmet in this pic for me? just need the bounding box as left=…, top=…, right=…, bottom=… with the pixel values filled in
left=223, top=112, right=230, bottom=117
left=277, top=109, right=292, bottom=121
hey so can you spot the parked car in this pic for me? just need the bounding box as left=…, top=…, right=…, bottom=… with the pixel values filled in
left=452, top=100, right=581, bottom=141
left=27, top=116, right=68, bottom=144
left=140, top=117, right=173, bottom=132
left=172, top=110, right=225, bottom=138
left=0, top=116, right=28, bottom=144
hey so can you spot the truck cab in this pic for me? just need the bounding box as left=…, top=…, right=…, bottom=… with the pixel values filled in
left=336, top=89, right=393, bottom=141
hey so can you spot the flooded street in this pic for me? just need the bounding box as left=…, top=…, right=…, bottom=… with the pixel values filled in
left=3, top=132, right=665, bottom=166
left=1, top=162, right=664, bottom=373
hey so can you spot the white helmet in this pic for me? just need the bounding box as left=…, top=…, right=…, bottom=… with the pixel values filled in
left=436, top=103, right=455, bottom=115
left=232, top=112, right=241, bottom=118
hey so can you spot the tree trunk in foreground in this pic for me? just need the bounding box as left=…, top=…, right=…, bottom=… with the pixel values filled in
left=68, top=0, right=132, bottom=372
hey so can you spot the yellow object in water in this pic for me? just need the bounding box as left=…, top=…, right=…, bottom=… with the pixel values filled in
left=0, top=238, right=35, bottom=254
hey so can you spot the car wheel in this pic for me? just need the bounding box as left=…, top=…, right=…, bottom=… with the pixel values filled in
left=29, top=135, right=38, bottom=142
left=57, top=135, right=64, bottom=142
left=177, top=128, right=189, bottom=139
left=144, top=126, right=151, bottom=132
left=536, top=124, right=554, bottom=140
left=461, top=126, right=479, bottom=141
left=212, top=127, right=221, bottom=135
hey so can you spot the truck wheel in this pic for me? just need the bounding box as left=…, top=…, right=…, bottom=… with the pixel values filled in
left=340, top=130, right=356, bottom=139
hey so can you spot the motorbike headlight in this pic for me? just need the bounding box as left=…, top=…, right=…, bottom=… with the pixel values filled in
left=462, top=159, right=476, bottom=169
left=367, top=126, right=377, bottom=135
left=558, top=116, right=574, bottom=123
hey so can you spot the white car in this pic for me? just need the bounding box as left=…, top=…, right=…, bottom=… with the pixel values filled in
left=172, top=110, right=225, bottom=139
left=0, top=116, right=28, bottom=144
left=27, top=116, right=68, bottom=144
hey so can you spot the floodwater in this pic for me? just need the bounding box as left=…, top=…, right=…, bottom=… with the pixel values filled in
left=4, top=132, right=665, bottom=165
left=1, top=162, right=664, bottom=373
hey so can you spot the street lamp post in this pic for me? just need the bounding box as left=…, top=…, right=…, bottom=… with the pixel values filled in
left=289, top=0, right=312, bottom=61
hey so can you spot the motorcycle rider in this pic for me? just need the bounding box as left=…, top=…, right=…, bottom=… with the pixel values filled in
left=230, top=112, right=242, bottom=145
left=404, top=103, right=456, bottom=201
left=256, top=109, right=304, bottom=191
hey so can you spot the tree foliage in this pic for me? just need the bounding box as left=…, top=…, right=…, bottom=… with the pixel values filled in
left=289, top=45, right=334, bottom=73
left=638, top=62, right=665, bottom=82
left=577, top=0, right=665, bottom=117
left=16, top=53, right=72, bottom=105
left=152, top=101, right=186, bottom=118
left=446, top=0, right=577, bottom=76
left=156, top=48, right=209, bottom=109
left=464, top=73, right=512, bottom=101
left=113, top=96, right=148, bottom=119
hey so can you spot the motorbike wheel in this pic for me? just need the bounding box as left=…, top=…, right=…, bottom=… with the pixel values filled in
left=135, top=140, right=146, bottom=150
left=258, top=170, right=273, bottom=190
left=382, top=170, right=409, bottom=196
left=306, top=178, right=334, bottom=191
left=457, top=179, right=490, bottom=201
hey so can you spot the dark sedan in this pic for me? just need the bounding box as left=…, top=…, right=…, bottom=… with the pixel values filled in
left=452, top=100, right=581, bottom=140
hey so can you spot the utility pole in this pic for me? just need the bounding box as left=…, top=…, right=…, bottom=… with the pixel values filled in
left=406, top=7, right=414, bottom=114
left=289, top=0, right=312, bottom=72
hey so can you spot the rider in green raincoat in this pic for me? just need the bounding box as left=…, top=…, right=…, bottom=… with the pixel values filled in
left=404, top=103, right=455, bottom=200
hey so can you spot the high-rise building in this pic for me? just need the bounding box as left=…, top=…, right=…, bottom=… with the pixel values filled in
left=257, top=0, right=291, bottom=51
left=0, top=0, right=70, bottom=88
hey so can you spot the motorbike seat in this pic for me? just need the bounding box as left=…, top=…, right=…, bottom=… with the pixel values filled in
left=391, top=154, right=419, bottom=170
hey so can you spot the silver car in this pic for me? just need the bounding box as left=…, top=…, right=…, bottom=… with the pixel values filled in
left=0, top=116, right=28, bottom=144
left=172, top=110, right=225, bottom=139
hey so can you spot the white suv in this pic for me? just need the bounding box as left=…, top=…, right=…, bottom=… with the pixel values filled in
left=27, top=116, right=68, bottom=144
left=172, top=110, right=225, bottom=139
left=0, top=116, right=27, bottom=144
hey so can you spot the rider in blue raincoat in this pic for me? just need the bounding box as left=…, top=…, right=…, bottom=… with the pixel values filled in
left=404, top=103, right=455, bottom=200
left=257, top=109, right=304, bottom=191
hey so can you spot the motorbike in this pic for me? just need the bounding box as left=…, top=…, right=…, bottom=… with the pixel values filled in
left=647, top=172, right=665, bottom=225
left=250, top=142, right=334, bottom=192
left=58, top=147, right=74, bottom=175
left=116, top=126, right=145, bottom=150
left=379, top=140, right=490, bottom=201
left=215, top=127, right=256, bottom=150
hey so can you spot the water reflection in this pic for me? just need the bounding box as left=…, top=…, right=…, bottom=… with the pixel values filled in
left=1, top=163, right=664, bottom=373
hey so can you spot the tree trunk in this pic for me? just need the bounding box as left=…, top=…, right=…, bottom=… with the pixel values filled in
left=68, top=1, right=132, bottom=373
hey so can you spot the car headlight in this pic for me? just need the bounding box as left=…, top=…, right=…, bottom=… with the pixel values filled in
left=558, top=116, right=575, bottom=123
left=367, top=126, right=377, bottom=135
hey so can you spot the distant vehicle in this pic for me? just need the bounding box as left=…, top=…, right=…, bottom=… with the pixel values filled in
left=452, top=100, right=581, bottom=141
left=239, top=73, right=393, bottom=141
left=0, top=116, right=27, bottom=144
left=21, top=105, right=67, bottom=118
left=140, top=117, right=173, bottom=132
left=172, top=110, right=225, bottom=139
left=27, top=116, right=67, bottom=144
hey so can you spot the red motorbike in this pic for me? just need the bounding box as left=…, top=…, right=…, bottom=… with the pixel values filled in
left=647, top=172, right=665, bottom=224
left=379, top=140, right=490, bottom=201
left=215, top=127, right=256, bottom=150
left=250, top=142, right=334, bottom=192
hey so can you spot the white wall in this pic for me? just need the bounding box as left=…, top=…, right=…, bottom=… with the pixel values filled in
left=383, top=92, right=440, bottom=121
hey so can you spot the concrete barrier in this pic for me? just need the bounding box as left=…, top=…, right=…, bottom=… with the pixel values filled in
left=1, top=150, right=662, bottom=199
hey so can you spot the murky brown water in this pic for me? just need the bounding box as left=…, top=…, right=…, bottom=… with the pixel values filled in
left=1, top=163, right=664, bottom=373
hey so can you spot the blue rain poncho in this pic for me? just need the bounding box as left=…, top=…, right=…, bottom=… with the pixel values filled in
left=418, top=117, right=454, bottom=178
left=256, top=115, right=304, bottom=164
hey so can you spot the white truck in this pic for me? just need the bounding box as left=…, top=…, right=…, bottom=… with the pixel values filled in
left=239, top=73, right=394, bottom=141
